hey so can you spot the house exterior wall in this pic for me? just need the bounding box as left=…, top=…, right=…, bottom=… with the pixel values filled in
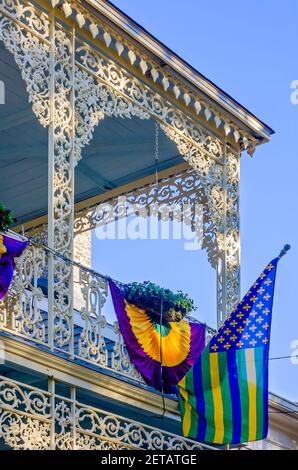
left=0, top=0, right=295, bottom=453
left=74, top=231, right=92, bottom=311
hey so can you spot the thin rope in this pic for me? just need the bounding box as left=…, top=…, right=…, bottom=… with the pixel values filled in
left=10, top=230, right=109, bottom=282
left=10, top=231, right=298, bottom=363
left=159, top=297, right=166, bottom=418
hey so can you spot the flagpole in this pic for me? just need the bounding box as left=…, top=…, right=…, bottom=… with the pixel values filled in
left=278, top=244, right=291, bottom=259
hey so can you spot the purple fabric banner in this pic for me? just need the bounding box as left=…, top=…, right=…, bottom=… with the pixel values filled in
left=109, top=279, right=206, bottom=393
left=0, top=233, right=28, bottom=299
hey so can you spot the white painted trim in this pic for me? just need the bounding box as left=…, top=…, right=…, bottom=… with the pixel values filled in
left=85, top=0, right=273, bottom=140
left=1, top=335, right=180, bottom=420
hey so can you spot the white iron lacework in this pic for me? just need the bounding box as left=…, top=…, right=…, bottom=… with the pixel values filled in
left=0, top=0, right=240, bottom=357
left=0, top=375, right=209, bottom=450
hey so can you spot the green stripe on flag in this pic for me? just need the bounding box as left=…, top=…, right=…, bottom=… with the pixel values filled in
left=201, top=349, right=215, bottom=442
left=178, top=380, right=186, bottom=428
left=218, top=352, right=233, bottom=443
left=185, top=368, right=199, bottom=438
left=236, top=348, right=249, bottom=443
left=255, top=347, right=264, bottom=440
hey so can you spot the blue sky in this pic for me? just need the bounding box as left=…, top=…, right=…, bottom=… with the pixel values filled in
left=93, top=0, right=298, bottom=401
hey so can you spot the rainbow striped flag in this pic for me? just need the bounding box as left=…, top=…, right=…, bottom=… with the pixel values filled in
left=177, top=257, right=280, bottom=445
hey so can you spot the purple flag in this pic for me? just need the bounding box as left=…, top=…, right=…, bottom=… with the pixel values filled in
left=0, top=233, right=28, bottom=299
left=109, top=279, right=206, bottom=393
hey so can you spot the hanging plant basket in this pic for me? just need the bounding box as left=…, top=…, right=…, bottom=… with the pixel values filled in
left=0, top=203, right=16, bottom=233
left=0, top=202, right=18, bottom=259
left=0, top=204, right=28, bottom=300
left=122, top=281, right=196, bottom=322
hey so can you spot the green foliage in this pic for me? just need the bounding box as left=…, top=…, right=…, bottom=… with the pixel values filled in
left=123, top=281, right=196, bottom=322
left=0, top=203, right=16, bottom=232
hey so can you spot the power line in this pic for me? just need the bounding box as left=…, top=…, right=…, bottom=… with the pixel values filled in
left=269, top=355, right=298, bottom=361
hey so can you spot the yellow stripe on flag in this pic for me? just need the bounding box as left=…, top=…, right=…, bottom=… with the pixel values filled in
left=245, top=348, right=257, bottom=441
left=209, top=352, right=224, bottom=444
left=0, top=234, right=7, bottom=259
left=179, top=376, right=192, bottom=436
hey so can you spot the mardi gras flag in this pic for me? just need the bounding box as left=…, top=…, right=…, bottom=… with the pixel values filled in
left=0, top=233, right=28, bottom=299
left=178, top=256, right=281, bottom=445
left=109, top=279, right=206, bottom=393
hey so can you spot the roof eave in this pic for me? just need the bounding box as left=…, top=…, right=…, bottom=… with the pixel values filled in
left=85, top=0, right=274, bottom=142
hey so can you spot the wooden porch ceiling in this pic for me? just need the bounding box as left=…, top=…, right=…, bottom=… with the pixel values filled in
left=0, top=41, right=182, bottom=225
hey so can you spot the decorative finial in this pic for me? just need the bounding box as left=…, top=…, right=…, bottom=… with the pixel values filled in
left=278, top=244, right=291, bottom=259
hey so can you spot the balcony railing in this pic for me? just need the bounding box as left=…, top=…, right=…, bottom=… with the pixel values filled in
left=0, top=374, right=217, bottom=450
left=0, top=233, right=214, bottom=387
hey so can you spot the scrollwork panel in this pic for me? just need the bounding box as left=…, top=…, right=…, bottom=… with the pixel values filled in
left=0, top=375, right=207, bottom=450
left=48, top=24, right=75, bottom=352
left=78, top=270, right=108, bottom=366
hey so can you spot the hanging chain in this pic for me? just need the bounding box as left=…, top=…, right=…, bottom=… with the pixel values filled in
left=155, top=123, right=166, bottom=417
left=155, top=121, right=159, bottom=188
